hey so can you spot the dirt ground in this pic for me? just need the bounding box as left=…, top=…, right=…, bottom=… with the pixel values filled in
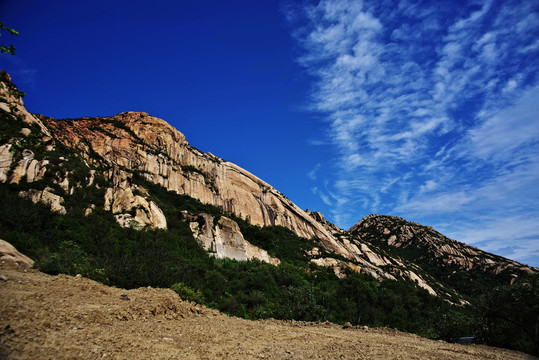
left=0, top=262, right=536, bottom=360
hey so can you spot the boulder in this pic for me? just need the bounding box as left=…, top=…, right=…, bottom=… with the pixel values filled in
left=0, top=239, right=34, bottom=268
left=103, top=168, right=167, bottom=229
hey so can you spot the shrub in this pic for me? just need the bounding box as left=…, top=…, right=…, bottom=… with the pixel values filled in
left=171, top=282, right=206, bottom=304
left=41, top=240, right=109, bottom=285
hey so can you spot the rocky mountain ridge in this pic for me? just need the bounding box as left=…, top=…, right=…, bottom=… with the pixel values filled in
left=1, top=70, right=402, bottom=281
left=1, top=70, right=537, bottom=302
left=351, top=214, right=530, bottom=274
left=37, top=110, right=338, bottom=243
left=350, top=214, right=537, bottom=296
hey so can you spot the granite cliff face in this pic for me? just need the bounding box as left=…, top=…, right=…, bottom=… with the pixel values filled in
left=37, top=111, right=341, bottom=247
left=0, top=70, right=344, bottom=267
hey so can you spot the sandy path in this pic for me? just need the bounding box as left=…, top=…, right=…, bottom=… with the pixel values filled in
left=0, top=263, right=536, bottom=360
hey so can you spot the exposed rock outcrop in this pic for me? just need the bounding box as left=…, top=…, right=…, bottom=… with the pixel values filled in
left=306, top=209, right=341, bottom=233
left=103, top=168, right=167, bottom=229
left=0, top=143, right=13, bottom=182
left=349, top=214, right=539, bottom=290
left=9, top=149, right=49, bottom=184
left=311, top=257, right=361, bottom=279
left=1, top=71, right=58, bottom=215
left=186, top=213, right=280, bottom=265
left=19, top=187, right=67, bottom=215
left=39, top=112, right=343, bottom=250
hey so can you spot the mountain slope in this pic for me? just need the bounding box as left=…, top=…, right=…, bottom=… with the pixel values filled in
left=0, top=70, right=429, bottom=287
left=2, top=69, right=537, bottom=299
left=349, top=214, right=537, bottom=296
left=2, top=69, right=539, bottom=355
left=37, top=110, right=339, bottom=245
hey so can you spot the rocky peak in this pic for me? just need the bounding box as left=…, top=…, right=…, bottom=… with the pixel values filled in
left=38, top=110, right=344, bottom=251
left=0, top=71, right=52, bottom=138
left=0, top=71, right=24, bottom=110
left=306, top=209, right=342, bottom=234
left=348, top=213, right=538, bottom=295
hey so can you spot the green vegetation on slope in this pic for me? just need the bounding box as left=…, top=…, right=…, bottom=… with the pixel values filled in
left=1, top=174, right=538, bottom=354
left=1, top=105, right=537, bottom=354
left=351, top=219, right=528, bottom=298
left=1, top=181, right=464, bottom=336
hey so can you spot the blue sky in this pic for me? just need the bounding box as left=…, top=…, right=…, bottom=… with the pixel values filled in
left=1, top=0, right=538, bottom=267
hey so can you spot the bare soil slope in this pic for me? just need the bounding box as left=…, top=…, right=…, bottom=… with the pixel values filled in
left=0, top=263, right=535, bottom=360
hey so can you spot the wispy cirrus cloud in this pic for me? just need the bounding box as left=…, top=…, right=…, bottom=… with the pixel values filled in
left=288, top=0, right=539, bottom=265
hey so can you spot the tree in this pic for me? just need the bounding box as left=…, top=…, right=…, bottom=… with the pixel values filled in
left=1, top=22, right=19, bottom=55
left=478, top=274, right=539, bottom=355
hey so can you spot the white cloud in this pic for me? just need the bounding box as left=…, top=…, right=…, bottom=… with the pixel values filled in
left=419, top=180, right=438, bottom=194
left=394, top=191, right=474, bottom=214
left=521, top=39, right=539, bottom=53
left=467, top=86, right=539, bottom=161
left=307, top=163, right=322, bottom=180
left=311, top=186, right=333, bottom=206
left=450, top=0, right=493, bottom=32
left=502, top=79, right=518, bottom=93
left=289, top=0, right=539, bottom=264
left=446, top=215, right=539, bottom=266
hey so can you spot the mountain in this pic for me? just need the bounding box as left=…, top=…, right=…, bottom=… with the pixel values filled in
left=1, top=70, right=538, bottom=355
left=1, top=70, right=536, bottom=297
left=349, top=214, right=537, bottom=298
left=0, top=70, right=422, bottom=286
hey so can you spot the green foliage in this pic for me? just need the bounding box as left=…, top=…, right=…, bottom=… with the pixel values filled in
left=171, top=282, right=206, bottom=304
left=476, top=274, right=539, bottom=355
left=1, top=22, right=19, bottom=56
left=0, top=180, right=453, bottom=330
left=136, top=175, right=222, bottom=219
left=236, top=220, right=314, bottom=265
left=41, top=240, right=110, bottom=285
left=0, top=111, right=23, bottom=145
left=9, top=88, right=26, bottom=98
left=1, top=177, right=537, bottom=355
left=434, top=309, right=478, bottom=342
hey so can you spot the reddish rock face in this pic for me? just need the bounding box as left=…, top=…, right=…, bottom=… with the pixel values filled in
left=40, top=111, right=344, bottom=250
